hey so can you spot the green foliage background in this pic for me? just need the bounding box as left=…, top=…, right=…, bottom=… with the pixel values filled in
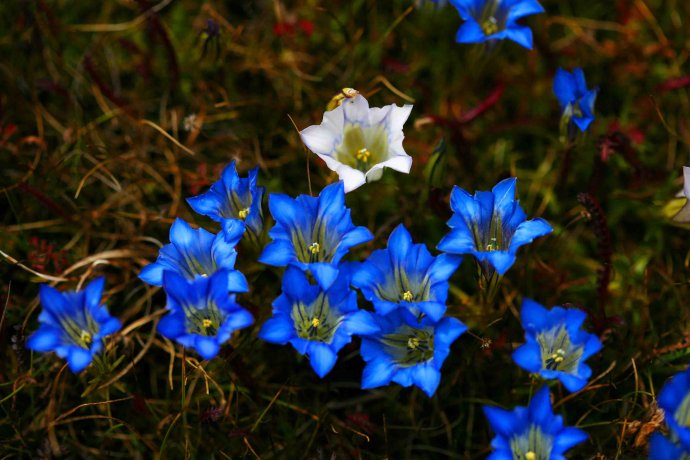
left=1, top=0, right=689, bottom=458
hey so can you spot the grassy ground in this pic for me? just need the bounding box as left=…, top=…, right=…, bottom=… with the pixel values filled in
left=1, top=0, right=689, bottom=458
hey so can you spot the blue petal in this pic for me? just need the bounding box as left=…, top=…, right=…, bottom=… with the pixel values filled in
left=437, top=227, right=476, bottom=255
left=553, top=68, right=576, bottom=106
left=412, top=363, right=441, bottom=397
left=415, top=301, right=447, bottom=322
left=258, top=316, right=295, bottom=344
left=554, top=427, right=588, bottom=452
left=98, top=317, right=122, bottom=336
left=483, top=406, right=520, bottom=438
left=186, top=194, right=222, bottom=221
left=343, top=310, right=380, bottom=336
left=361, top=358, right=396, bottom=389
left=195, top=336, right=220, bottom=360
left=169, top=218, right=197, bottom=248
left=528, top=386, right=554, bottom=425
left=485, top=250, right=516, bottom=275
left=84, top=277, right=105, bottom=310
left=224, top=309, right=254, bottom=330
left=388, top=224, right=413, bottom=261
left=512, top=343, right=542, bottom=372
left=492, top=177, right=517, bottom=214
left=27, top=327, right=61, bottom=352
left=505, top=0, right=545, bottom=21
left=521, top=298, right=549, bottom=330
left=455, top=19, right=486, bottom=44
left=435, top=316, right=467, bottom=347
left=259, top=240, right=295, bottom=266
left=555, top=371, right=587, bottom=393
left=337, top=226, right=374, bottom=261
left=308, top=342, right=338, bottom=378
left=162, top=270, right=193, bottom=306
left=509, top=218, right=553, bottom=252
left=67, top=347, right=93, bottom=373
left=221, top=219, right=246, bottom=246
left=649, top=433, right=685, bottom=460
left=138, top=262, right=165, bottom=286
left=226, top=270, right=249, bottom=293
left=269, top=193, right=310, bottom=236
left=500, top=24, right=533, bottom=49
left=158, top=312, right=186, bottom=339
left=310, top=262, right=339, bottom=290
left=39, top=284, right=68, bottom=316
left=449, top=185, right=479, bottom=221
left=427, top=253, right=462, bottom=282
left=572, top=114, right=594, bottom=132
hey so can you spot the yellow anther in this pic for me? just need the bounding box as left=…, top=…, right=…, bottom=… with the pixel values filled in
left=402, top=291, right=413, bottom=302
left=311, top=317, right=321, bottom=328
left=485, top=237, right=498, bottom=251
left=309, top=242, right=321, bottom=254
left=525, top=452, right=536, bottom=460
left=482, top=17, right=499, bottom=35
left=356, top=148, right=371, bottom=162
left=407, top=337, right=421, bottom=350
left=238, top=208, right=250, bottom=219
left=202, top=319, right=213, bottom=329
left=80, top=330, right=92, bottom=346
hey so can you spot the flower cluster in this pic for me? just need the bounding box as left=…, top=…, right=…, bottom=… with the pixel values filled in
left=137, top=165, right=261, bottom=360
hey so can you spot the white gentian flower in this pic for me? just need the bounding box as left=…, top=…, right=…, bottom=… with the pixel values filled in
left=300, top=94, right=413, bottom=193
left=673, top=166, right=690, bottom=223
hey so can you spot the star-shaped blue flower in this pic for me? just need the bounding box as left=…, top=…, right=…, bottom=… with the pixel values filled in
left=449, top=0, right=545, bottom=49
left=553, top=67, right=599, bottom=133
left=352, top=224, right=461, bottom=323
left=27, top=278, right=122, bottom=373
left=359, top=310, right=466, bottom=397
left=186, top=160, right=265, bottom=242
left=158, top=270, right=254, bottom=360
left=655, top=366, right=690, bottom=453
left=512, top=299, right=603, bottom=393
left=483, top=386, right=588, bottom=459
left=259, top=181, right=374, bottom=290
left=437, top=177, right=553, bottom=276
left=139, top=218, right=248, bottom=293
left=258, top=266, right=379, bottom=378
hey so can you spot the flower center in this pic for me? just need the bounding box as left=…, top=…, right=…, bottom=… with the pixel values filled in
left=291, top=298, right=343, bottom=344
left=356, top=148, right=371, bottom=162
left=402, top=290, right=413, bottom=302
left=238, top=208, right=250, bottom=220
left=481, top=16, right=499, bottom=35
left=381, top=326, right=435, bottom=367
left=80, top=330, right=92, bottom=347
left=309, top=242, right=320, bottom=254
left=509, top=425, right=553, bottom=460
left=335, top=124, right=389, bottom=173
left=537, top=326, right=583, bottom=373
left=202, top=319, right=213, bottom=329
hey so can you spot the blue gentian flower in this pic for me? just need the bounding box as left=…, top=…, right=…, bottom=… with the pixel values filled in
left=656, top=366, right=690, bottom=452
left=449, top=0, right=545, bottom=49
left=27, top=278, right=121, bottom=373
left=359, top=310, right=466, bottom=397
left=186, top=160, right=265, bottom=242
left=553, top=67, right=599, bottom=133
left=139, top=218, right=248, bottom=293
left=512, top=299, right=602, bottom=393
left=483, top=386, right=588, bottom=459
left=258, top=266, right=379, bottom=378
left=258, top=181, right=374, bottom=289
left=649, top=433, right=690, bottom=460
left=158, top=270, right=254, bottom=360
left=436, top=177, right=553, bottom=276
left=352, top=224, right=461, bottom=323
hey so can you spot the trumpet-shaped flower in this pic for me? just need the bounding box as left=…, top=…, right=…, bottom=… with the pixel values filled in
left=437, top=177, right=552, bottom=276
left=352, top=224, right=461, bottom=322
left=656, top=366, right=690, bottom=452
left=483, top=386, right=588, bottom=459
left=359, top=310, right=466, bottom=397
left=299, top=94, right=413, bottom=193
left=139, top=218, right=248, bottom=293
left=553, top=67, right=599, bottom=133
left=186, top=160, right=265, bottom=241
left=512, top=299, right=602, bottom=393
left=27, top=278, right=122, bottom=373
left=258, top=266, right=379, bottom=378
left=672, top=166, right=690, bottom=223
left=449, top=0, right=545, bottom=49
left=158, top=270, right=254, bottom=360
left=259, top=181, right=373, bottom=289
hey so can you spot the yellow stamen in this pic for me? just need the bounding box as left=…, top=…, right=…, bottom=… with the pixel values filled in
left=202, top=319, right=213, bottom=329
left=238, top=208, right=250, bottom=219
left=485, top=237, right=498, bottom=251
left=407, top=337, right=420, bottom=350
left=309, top=242, right=320, bottom=254
left=525, top=452, right=536, bottom=460
left=482, top=16, right=499, bottom=35
left=80, top=330, right=92, bottom=346
left=356, top=148, right=371, bottom=162
left=311, top=317, right=321, bottom=328
left=402, top=290, right=413, bottom=302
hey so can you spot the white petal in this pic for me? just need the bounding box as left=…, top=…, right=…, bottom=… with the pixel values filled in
left=366, top=167, right=384, bottom=182
left=684, top=166, right=690, bottom=199
left=369, top=106, right=392, bottom=126
left=342, top=95, right=371, bottom=125
left=300, top=125, right=338, bottom=155
left=338, top=165, right=367, bottom=192
left=387, top=104, right=413, bottom=133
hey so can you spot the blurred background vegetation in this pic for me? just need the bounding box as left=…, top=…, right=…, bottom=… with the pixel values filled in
left=1, top=0, right=689, bottom=458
